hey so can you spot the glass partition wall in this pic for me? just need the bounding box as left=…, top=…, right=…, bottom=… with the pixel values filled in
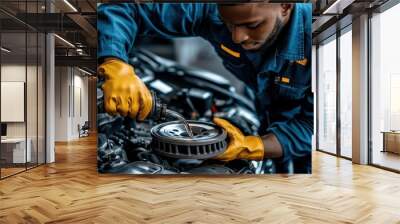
left=316, top=26, right=353, bottom=159
left=339, top=28, right=352, bottom=159
left=316, top=0, right=400, bottom=172
left=370, top=2, right=400, bottom=172
left=0, top=0, right=46, bottom=179
left=317, top=35, right=337, bottom=155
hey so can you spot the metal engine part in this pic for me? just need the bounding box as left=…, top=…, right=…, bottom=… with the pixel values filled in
left=97, top=50, right=270, bottom=174
left=148, top=91, right=167, bottom=121
left=187, top=165, right=235, bottom=174
left=107, top=161, right=177, bottom=174
left=151, top=121, right=227, bottom=159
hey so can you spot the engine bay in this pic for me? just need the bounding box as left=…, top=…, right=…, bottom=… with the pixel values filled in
left=97, top=50, right=274, bottom=174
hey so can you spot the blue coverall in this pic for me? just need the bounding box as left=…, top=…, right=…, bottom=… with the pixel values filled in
left=98, top=3, right=313, bottom=173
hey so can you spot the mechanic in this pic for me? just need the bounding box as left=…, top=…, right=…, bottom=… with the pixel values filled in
left=97, top=3, right=313, bottom=173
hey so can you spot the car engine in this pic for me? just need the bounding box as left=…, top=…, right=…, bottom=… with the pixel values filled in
left=97, top=50, right=274, bottom=174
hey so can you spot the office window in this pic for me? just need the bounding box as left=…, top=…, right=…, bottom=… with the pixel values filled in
left=0, top=0, right=46, bottom=179
left=312, top=45, right=317, bottom=150
left=317, top=37, right=337, bottom=154
left=339, top=29, right=352, bottom=158
left=371, top=3, right=400, bottom=171
left=1, top=32, right=28, bottom=178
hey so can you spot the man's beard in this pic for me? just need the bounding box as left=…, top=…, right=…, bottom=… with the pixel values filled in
left=259, top=17, right=285, bottom=52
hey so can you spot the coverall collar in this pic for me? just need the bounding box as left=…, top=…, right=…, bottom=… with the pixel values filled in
left=276, top=4, right=305, bottom=61
left=243, top=4, right=305, bottom=74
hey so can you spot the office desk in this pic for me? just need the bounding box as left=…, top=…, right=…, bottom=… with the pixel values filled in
left=1, top=138, right=31, bottom=164
left=382, top=131, right=400, bottom=154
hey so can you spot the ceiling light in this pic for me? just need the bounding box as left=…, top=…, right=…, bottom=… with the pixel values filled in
left=78, top=67, right=92, bottom=76
left=63, top=0, right=78, bottom=12
left=322, top=0, right=354, bottom=15
left=1, top=47, right=11, bottom=53
left=54, top=34, right=75, bottom=48
left=323, top=0, right=342, bottom=14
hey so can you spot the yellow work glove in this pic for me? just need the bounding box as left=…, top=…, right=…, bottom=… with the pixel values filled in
left=98, top=59, right=153, bottom=120
left=213, top=117, right=264, bottom=161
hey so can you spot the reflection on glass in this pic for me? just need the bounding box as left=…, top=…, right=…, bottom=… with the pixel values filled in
left=318, top=37, right=337, bottom=154
left=371, top=3, right=400, bottom=171
left=38, top=32, right=46, bottom=165
left=27, top=32, right=38, bottom=169
left=0, top=0, right=47, bottom=179
left=340, top=30, right=352, bottom=158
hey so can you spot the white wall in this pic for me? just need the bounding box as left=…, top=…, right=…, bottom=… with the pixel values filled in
left=55, top=66, right=69, bottom=141
left=1, top=65, right=33, bottom=138
left=54, top=66, right=89, bottom=141
left=1, top=63, right=46, bottom=164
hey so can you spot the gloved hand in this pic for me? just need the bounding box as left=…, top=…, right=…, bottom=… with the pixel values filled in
left=98, top=58, right=152, bottom=120
left=213, top=117, right=264, bottom=161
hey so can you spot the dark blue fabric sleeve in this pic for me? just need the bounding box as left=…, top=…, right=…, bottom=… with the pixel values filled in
left=268, top=87, right=313, bottom=163
left=267, top=3, right=313, bottom=165
left=97, top=3, right=216, bottom=62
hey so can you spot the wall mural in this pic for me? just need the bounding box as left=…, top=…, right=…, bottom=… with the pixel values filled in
left=96, top=3, right=313, bottom=175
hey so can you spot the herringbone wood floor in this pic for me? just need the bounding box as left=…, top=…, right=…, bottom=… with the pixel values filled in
left=1, top=135, right=400, bottom=224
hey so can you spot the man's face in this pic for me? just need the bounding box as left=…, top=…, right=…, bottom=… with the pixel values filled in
left=218, top=4, right=292, bottom=51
